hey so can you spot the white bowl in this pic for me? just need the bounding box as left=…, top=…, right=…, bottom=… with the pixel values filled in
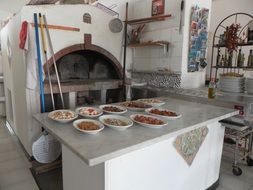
left=130, top=114, right=168, bottom=128
left=220, top=76, right=245, bottom=81
left=145, top=108, right=182, bottom=120
left=99, top=105, right=127, bottom=115
left=99, top=115, right=133, bottom=131
left=73, top=119, right=104, bottom=135
left=137, top=99, right=165, bottom=107
left=120, top=101, right=152, bottom=111
left=48, top=110, right=78, bottom=123
left=76, top=107, right=103, bottom=118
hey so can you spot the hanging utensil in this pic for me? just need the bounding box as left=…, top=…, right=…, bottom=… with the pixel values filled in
left=179, top=0, right=184, bottom=34
left=43, top=14, right=65, bottom=109
left=34, top=13, right=45, bottom=113
left=39, top=13, right=55, bottom=110
left=33, top=13, right=61, bottom=164
left=109, top=18, right=123, bottom=33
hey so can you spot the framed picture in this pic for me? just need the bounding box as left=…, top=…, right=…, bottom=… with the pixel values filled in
left=151, top=0, right=165, bottom=16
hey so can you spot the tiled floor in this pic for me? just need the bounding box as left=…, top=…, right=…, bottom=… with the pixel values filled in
left=216, top=154, right=253, bottom=190
left=0, top=116, right=253, bottom=190
left=0, top=118, right=39, bottom=190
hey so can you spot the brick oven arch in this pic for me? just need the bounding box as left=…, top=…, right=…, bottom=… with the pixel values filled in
left=45, top=44, right=123, bottom=79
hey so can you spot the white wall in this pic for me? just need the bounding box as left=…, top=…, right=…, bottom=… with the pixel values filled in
left=206, top=0, right=253, bottom=80
left=100, top=0, right=213, bottom=88
left=1, top=12, right=24, bottom=135
left=98, top=0, right=181, bottom=76
left=1, top=4, right=124, bottom=156
left=131, top=0, right=183, bottom=73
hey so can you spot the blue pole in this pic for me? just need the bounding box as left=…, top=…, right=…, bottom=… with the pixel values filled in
left=34, top=13, right=45, bottom=113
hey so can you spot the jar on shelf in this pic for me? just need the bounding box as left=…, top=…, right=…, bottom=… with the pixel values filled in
left=248, top=21, right=253, bottom=42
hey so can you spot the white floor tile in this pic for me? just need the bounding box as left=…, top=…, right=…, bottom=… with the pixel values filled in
left=0, top=136, right=14, bottom=144
left=216, top=186, right=229, bottom=190
left=248, top=184, right=253, bottom=190
left=0, top=156, right=30, bottom=174
left=0, top=150, right=22, bottom=162
left=220, top=159, right=233, bottom=174
left=0, top=168, right=35, bottom=188
left=219, top=171, right=252, bottom=190
left=232, top=164, right=253, bottom=185
left=0, top=142, right=18, bottom=154
left=2, top=179, right=39, bottom=190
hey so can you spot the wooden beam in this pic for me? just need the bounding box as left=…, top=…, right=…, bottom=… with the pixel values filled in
left=31, top=23, right=80, bottom=32
left=27, top=0, right=58, bottom=5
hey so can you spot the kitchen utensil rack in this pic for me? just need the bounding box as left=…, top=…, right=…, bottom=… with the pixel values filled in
left=209, top=12, right=253, bottom=82
left=122, top=2, right=172, bottom=100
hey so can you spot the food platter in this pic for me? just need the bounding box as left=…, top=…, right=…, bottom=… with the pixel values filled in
left=48, top=109, right=78, bottom=123
left=145, top=108, right=182, bottom=120
left=73, top=119, right=104, bottom=135
left=76, top=107, right=103, bottom=118
left=137, top=98, right=165, bottom=107
left=130, top=114, right=168, bottom=128
left=99, top=115, right=133, bottom=131
left=99, top=105, right=127, bottom=114
left=120, top=101, right=152, bottom=111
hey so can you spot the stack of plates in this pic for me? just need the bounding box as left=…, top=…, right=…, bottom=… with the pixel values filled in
left=246, top=78, right=253, bottom=94
left=219, top=76, right=245, bottom=93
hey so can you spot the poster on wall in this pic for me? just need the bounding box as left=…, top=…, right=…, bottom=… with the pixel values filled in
left=188, top=6, right=209, bottom=72
left=151, top=0, right=165, bottom=16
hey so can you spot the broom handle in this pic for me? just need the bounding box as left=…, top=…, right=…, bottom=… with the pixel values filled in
left=39, top=13, right=55, bottom=110
left=34, top=13, right=45, bottom=113
left=43, top=15, right=65, bottom=108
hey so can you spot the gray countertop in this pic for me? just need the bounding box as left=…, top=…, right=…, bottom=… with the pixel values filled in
left=132, top=85, right=253, bottom=104
left=33, top=97, right=238, bottom=166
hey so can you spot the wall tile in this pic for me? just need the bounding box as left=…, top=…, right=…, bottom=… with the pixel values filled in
left=170, top=42, right=183, bottom=57
left=171, top=27, right=183, bottom=42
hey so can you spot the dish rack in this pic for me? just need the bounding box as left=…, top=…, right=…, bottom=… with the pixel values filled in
left=221, top=119, right=253, bottom=176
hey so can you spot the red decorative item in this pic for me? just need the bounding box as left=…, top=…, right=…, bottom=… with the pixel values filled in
left=151, top=0, right=165, bottom=16
left=225, top=23, right=241, bottom=54
left=19, top=21, right=28, bottom=49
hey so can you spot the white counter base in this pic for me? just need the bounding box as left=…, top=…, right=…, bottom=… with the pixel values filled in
left=62, top=122, right=224, bottom=190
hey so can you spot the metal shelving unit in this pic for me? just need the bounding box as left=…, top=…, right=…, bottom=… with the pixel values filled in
left=122, top=2, right=172, bottom=100
left=209, top=13, right=253, bottom=81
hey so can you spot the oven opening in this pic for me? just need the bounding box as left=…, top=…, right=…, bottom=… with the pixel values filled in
left=44, top=49, right=123, bottom=111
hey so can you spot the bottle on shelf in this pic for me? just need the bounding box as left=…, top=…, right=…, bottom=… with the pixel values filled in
left=216, top=49, right=221, bottom=66
left=228, top=52, right=233, bottom=67
left=248, top=22, right=253, bottom=42
left=220, top=55, right=225, bottom=66
left=248, top=50, right=253, bottom=67
left=224, top=51, right=228, bottom=66
left=208, top=80, right=216, bottom=99
left=242, top=53, right=245, bottom=67
left=237, top=49, right=242, bottom=67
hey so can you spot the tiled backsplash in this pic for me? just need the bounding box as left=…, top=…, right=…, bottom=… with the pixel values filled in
left=132, top=71, right=181, bottom=88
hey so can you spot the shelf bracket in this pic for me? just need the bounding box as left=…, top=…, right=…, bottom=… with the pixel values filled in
left=164, top=44, right=169, bottom=54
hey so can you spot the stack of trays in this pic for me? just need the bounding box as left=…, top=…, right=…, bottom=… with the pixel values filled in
left=246, top=78, right=253, bottom=94
left=219, top=76, right=245, bottom=93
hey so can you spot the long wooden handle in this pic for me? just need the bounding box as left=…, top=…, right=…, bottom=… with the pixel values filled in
left=31, top=23, right=80, bottom=32
left=39, top=14, right=47, bottom=52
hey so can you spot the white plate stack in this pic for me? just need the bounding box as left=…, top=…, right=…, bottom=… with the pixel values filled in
left=219, top=76, right=245, bottom=93
left=246, top=78, right=253, bottom=94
